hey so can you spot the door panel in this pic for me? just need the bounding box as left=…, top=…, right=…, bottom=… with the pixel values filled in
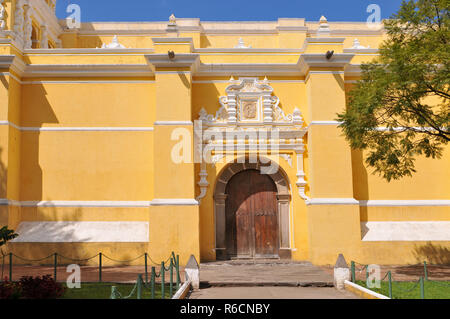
left=225, top=169, right=279, bottom=259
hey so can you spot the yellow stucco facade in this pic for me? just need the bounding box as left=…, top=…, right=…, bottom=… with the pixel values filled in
left=0, top=1, right=449, bottom=266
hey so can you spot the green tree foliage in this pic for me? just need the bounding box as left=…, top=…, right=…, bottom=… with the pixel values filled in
left=337, top=0, right=449, bottom=181
left=0, top=226, right=18, bottom=247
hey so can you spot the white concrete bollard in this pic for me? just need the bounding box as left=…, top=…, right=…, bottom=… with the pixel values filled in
left=334, top=254, right=351, bottom=290
left=184, top=254, right=200, bottom=290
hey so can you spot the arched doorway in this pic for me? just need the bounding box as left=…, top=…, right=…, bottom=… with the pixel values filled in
left=226, top=169, right=279, bottom=259
left=214, top=160, right=291, bottom=260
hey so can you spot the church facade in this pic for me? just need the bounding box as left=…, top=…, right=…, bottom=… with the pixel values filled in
left=0, top=0, right=449, bottom=266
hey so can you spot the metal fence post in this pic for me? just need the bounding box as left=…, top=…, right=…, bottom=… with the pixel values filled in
left=144, top=253, right=148, bottom=283
left=351, top=261, right=356, bottom=282
left=365, top=265, right=369, bottom=282
left=176, top=254, right=180, bottom=289
left=137, top=274, right=142, bottom=300
left=423, top=261, right=428, bottom=281
left=161, top=262, right=165, bottom=299
left=9, top=253, right=12, bottom=282
left=151, top=266, right=156, bottom=300
left=169, top=258, right=173, bottom=298
left=420, top=277, right=425, bottom=299
left=110, top=286, right=118, bottom=299
left=54, top=253, right=58, bottom=281
left=99, top=253, right=102, bottom=283
left=388, top=271, right=392, bottom=299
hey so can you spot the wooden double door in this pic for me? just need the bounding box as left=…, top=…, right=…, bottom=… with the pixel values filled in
left=225, top=169, right=279, bottom=259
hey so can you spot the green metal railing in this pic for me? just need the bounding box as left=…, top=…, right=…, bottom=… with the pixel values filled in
left=1, top=250, right=177, bottom=285
left=350, top=260, right=449, bottom=299
left=110, top=252, right=181, bottom=300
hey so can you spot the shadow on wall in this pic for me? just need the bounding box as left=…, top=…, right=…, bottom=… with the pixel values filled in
left=21, top=84, right=58, bottom=203
left=351, top=149, right=370, bottom=222
left=413, top=242, right=450, bottom=265
left=0, top=148, right=7, bottom=226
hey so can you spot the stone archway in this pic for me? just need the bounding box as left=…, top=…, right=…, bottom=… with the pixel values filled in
left=214, top=159, right=292, bottom=260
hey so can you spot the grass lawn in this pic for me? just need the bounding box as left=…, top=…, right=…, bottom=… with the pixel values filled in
left=61, top=283, right=175, bottom=299
left=356, top=280, right=450, bottom=299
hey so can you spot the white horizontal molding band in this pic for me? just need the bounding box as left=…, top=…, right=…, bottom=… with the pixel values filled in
left=306, top=198, right=450, bottom=206
left=309, top=121, right=343, bottom=126
left=306, top=198, right=360, bottom=205
left=0, top=121, right=154, bottom=132
left=151, top=199, right=199, bottom=206
left=154, top=121, right=193, bottom=126
left=24, top=80, right=155, bottom=84
left=12, top=221, right=149, bottom=243
left=0, top=199, right=199, bottom=207
left=5, top=200, right=152, bottom=208
left=0, top=72, right=155, bottom=84
left=3, top=198, right=446, bottom=208
left=360, top=200, right=450, bottom=207
left=361, top=222, right=450, bottom=242
left=193, top=80, right=305, bottom=83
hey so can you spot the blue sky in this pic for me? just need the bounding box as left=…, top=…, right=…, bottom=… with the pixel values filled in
left=56, top=0, right=404, bottom=22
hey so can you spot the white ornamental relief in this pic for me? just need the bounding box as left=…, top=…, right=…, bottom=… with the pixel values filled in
left=23, top=4, right=33, bottom=49
left=0, top=0, right=6, bottom=31
left=198, top=77, right=304, bottom=127
left=13, top=1, right=25, bottom=40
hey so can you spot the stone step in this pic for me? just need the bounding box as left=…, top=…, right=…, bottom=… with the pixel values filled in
left=200, top=281, right=334, bottom=288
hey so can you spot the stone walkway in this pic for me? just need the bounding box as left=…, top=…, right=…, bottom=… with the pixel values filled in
left=189, top=286, right=360, bottom=299
left=199, top=260, right=334, bottom=287
left=190, top=260, right=358, bottom=299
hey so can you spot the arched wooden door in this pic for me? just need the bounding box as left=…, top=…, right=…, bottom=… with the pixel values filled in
left=225, top=169, right=279, bottom=259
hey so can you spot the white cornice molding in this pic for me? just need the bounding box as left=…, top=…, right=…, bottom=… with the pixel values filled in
left=0, top=55, right=15, bottom=68
left=298, top=53, right=355, bottom=75
left=309, top=121, right=343, bottom=126
left=151, top=199, right=199, bottom=206
left=24, top=48, right=155, bottom=55
left=1, top=198, right=448, bottom=208
left=0, top=121, right=154, bottom=132
left=360, top=200, right=450, bottom=207
left=145, top=53, right=200, bottom=72
left=306, top=198, right=360, bottom=205
left=154, top=121, right=193, bottom=126
left=0, top=199, right=199, bottom=207
left=345, top=64, right=363, bottom=77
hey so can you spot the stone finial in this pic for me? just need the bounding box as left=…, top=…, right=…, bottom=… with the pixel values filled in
left=334, top=254, right=351, bottom=290
left=350, top=38, right=370, bottom=49
left=169, top=14, right=177, bottom=26
left=317, top=15, right=330, bottom=36
left=293, top=108, right=303, bottom=126
left=235, top=37, right=252, bottom=49
left=185, top=254, right=200, bottom=290
left=101, top=35, right=126, bottom=49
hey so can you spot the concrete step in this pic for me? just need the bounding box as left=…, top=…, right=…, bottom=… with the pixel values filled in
left=200, top=281, right=334, bottom=288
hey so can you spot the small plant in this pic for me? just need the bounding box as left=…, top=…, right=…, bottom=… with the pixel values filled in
left=0, top=277, right=21, bottom=299
left=0, top=226, right=18, bottom=247
left=19, top=275, right=65, bottom=299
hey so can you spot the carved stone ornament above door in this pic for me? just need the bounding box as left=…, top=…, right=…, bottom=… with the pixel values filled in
left=198, top=77, right=304, bottom=127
